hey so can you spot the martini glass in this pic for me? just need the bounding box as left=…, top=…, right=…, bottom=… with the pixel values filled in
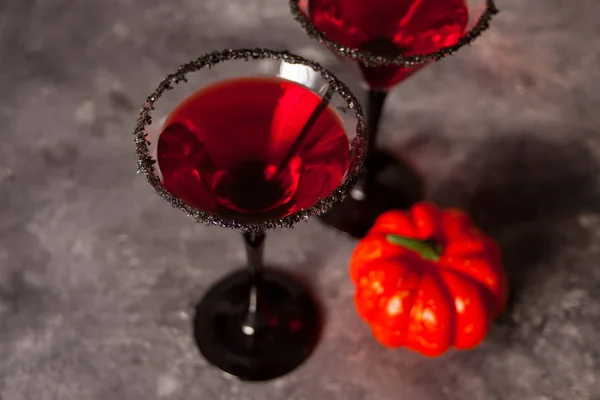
left=291, top=0, right=498, bottom=238
left=133, top=48, right=366, bottom=381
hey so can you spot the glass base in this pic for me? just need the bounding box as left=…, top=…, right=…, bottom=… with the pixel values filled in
left=318, top=150, right=423, bottom=238
left=193, top=268, right=321, bottom=381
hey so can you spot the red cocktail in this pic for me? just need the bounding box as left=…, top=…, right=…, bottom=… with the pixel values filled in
left=308, top=0, right=469, bottom=90
left=157, top=76, right=349, bottom=221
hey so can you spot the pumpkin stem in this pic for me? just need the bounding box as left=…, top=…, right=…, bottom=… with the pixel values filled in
left=386, top=234, right=443, bottom=262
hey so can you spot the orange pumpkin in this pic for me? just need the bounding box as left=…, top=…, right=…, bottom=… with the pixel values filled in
left=350, top=202, right=508, bottom=356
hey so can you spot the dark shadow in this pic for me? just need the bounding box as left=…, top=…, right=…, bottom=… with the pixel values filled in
left=318, top=148, right=425, bottom=238
left=466, top=136, right=596, bottom=229
left=432, top=134, right=599, bottom=320
left=372, top=148, right=425, bottom=205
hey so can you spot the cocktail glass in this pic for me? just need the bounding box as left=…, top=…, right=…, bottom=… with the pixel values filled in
left=133, top=48, right=366, bottom=381
left=291, top=0, right=497, bottom=237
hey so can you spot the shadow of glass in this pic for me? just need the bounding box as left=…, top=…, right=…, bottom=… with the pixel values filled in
left=372, top=148, right=425, bottom=206
left=433, top=134, right=599, bottom=318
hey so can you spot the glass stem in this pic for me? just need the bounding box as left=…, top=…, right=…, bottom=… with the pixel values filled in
left=241, top=230, right=266, bottom=336
left=351, top=88, right=389, bottom=199
left=366, top=88, right=389, bottom=159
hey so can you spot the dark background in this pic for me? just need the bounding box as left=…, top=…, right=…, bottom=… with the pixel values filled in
left=1, top=0, right=599, bottom=399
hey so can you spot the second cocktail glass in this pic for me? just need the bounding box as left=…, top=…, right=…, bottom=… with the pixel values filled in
left=134, top=48, right=366, bottom=381
left=291, top=0, right=498, bottom=238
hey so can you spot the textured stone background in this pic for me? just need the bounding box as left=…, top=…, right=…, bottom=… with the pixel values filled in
left=1, top=0, right=600, bottom=399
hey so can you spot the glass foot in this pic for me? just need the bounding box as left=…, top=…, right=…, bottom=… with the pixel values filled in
left=193, top=268, right=321, bottom=381
left=318, top=150, right=423, bottom=238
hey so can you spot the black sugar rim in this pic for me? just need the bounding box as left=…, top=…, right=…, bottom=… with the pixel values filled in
left=289, top=0, right=498, bottom=67
left=134, top=48, right=366, bottom=232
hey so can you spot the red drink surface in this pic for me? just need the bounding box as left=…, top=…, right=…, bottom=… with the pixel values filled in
left=157, top=76, right=350, bottom=222
left=308, top=0, right=469, bottom=89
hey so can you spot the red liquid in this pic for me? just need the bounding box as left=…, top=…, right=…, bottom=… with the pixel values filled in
left=157, top=76, right=350, bottom=222
left=308, top=0, right=469, bottom=89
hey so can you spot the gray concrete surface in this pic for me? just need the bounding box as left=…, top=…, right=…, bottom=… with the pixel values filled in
left=1, top=0, right=600, bottom=399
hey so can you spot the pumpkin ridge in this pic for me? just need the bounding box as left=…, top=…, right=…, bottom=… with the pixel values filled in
left=447, top=255, right=499, bottom=283
left=429, top=268, right=457, bottom=348
left=435, top=259, right=501, bottom=311
left=397, top=267, right=422, bottom=345
left=404, top=269, right=426, bottom=349
left=438, top=269, right=493, bottom=348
